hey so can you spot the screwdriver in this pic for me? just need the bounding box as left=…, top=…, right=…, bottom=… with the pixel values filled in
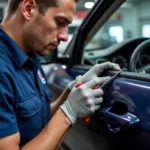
left=76, top=69, right=123, bottom=123
left=99, top=69, right=123, bottom=89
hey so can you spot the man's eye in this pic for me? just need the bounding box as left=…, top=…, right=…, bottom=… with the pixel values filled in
left=57, top=20, right=65, bottom=26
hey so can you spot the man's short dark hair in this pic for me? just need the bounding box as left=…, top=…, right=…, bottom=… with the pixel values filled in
left=8, top=0, right=78, bottom=15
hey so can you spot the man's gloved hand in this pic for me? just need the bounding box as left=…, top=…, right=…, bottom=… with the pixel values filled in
left=81, top=62, right=120, bottom=83
left=67, top=62, right=121, bottom=90
left=60, top=77, right=106, bottom=125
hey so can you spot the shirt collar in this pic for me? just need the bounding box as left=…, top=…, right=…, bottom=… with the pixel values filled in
left=0, top=27, right=41, bottom=68
left=27, top=52, right=42, bottom=70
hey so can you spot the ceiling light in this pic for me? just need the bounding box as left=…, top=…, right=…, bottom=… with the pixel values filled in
left=121, top=3, right=133, bottom=8
left=84, top=2, right=94, bottom=9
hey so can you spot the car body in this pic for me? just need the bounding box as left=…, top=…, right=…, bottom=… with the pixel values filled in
left=41, top=0, right=150, bottom=149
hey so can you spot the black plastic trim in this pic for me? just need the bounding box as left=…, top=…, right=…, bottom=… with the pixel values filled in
left=72, top=65, right=150, bottom=82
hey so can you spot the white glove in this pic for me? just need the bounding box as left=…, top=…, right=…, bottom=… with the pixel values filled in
left=68, top=62, right=120, bottom=90
left=81, top=62, right=120, bottom=83
left=60, top=77, right=106, bottom=125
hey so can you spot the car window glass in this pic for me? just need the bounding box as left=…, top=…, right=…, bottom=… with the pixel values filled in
left=57, top=1, right=93, bottom=57
left=83, top=0, right=150, bottom=74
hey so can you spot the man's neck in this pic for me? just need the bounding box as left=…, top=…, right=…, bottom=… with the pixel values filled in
left=1, top=16, right=28, bottom=53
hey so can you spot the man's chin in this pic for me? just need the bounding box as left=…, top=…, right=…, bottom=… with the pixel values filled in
left=36, top=51, right=49, bottom=57
left=41, top=48, right=54, bottom=56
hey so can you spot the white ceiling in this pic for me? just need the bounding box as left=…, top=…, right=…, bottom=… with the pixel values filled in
left=76, top=0, right=150, bottom=11
left=1, top=0, right=150, bottom=11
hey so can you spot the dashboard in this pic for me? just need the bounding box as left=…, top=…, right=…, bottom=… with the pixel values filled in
left=84, top=38, right=150, bottom=71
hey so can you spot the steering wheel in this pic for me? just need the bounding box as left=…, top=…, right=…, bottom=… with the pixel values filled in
left=129, top=39, right=150, bottom=73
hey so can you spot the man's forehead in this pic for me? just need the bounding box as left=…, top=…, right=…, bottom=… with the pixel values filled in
left=57, top=0, right=76, bottom=15
left=48, top=0, right=76, bottom=23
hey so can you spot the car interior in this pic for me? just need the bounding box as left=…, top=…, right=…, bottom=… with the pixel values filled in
left=41, top=0, right=150, bottom=149
left=81, top=0, right=150, bottom=74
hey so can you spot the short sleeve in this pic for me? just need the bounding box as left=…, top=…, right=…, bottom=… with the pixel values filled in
left=0, top=77, right=19, bottom=138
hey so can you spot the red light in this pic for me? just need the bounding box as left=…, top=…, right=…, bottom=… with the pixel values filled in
left=75, top=11, right=88, bottom=19
left=84, top=116, right=91, bottom=123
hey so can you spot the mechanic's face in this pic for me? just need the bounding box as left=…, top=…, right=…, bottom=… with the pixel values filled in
left=23, top=0, right=75, bottom=56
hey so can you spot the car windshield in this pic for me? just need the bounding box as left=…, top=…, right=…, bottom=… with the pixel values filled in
left=85, top=0, right=150, bottom=51
left=69, top=26, right=77, bottom=34
left=83, top=0, right=150, bottom=73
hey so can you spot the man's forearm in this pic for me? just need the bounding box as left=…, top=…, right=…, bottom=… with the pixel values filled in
left=50, top=87, right=71, bottom=116
left=22, top=109, right=71, bottom=150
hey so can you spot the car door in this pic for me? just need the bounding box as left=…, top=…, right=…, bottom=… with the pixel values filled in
left=42, top=0, right=150, bottom=149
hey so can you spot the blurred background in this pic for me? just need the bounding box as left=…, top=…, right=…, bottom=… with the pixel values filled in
left=1, top=0, right=150, bottom=56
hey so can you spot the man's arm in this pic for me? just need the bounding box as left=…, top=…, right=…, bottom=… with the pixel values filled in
left=0, top=133, right=20, bottom=150
left=50, top=87, right=71, bottom=116
left=0, top=77, right=106, bottom=150
left=0, top=109, right=71, bottom=150
left=50, top=62, right=121, bottom=116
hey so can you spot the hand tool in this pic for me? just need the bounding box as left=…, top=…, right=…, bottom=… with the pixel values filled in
left=76, top=69, right=123, bottom=123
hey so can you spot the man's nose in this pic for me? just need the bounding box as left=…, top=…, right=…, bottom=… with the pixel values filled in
left=58, top=27, right=68, bottom=42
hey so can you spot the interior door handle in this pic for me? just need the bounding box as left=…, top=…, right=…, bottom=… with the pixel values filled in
left=99, top=107, right=140, bottom=133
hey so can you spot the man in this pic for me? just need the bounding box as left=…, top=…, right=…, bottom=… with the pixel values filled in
left=0, top=0, right=120, bottom=149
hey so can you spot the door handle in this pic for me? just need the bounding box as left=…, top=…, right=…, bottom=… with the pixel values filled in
left=99, top=107, right=140, bottom=133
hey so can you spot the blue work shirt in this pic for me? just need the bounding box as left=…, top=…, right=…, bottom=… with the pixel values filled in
left=0, top=27, right=52, bottom=147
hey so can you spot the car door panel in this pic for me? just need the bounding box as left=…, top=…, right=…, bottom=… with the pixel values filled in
left=41, top=0, right=150, bottom=148
left=44, top=64, right=150, bottom=149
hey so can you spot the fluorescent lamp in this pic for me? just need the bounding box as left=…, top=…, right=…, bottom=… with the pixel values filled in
left=121, top=3, right=133, bottom=8
left=84, top=2, right=94, bottom=9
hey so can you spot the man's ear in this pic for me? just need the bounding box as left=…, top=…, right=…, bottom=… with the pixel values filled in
left=21, top=0, right=37, bottom=21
